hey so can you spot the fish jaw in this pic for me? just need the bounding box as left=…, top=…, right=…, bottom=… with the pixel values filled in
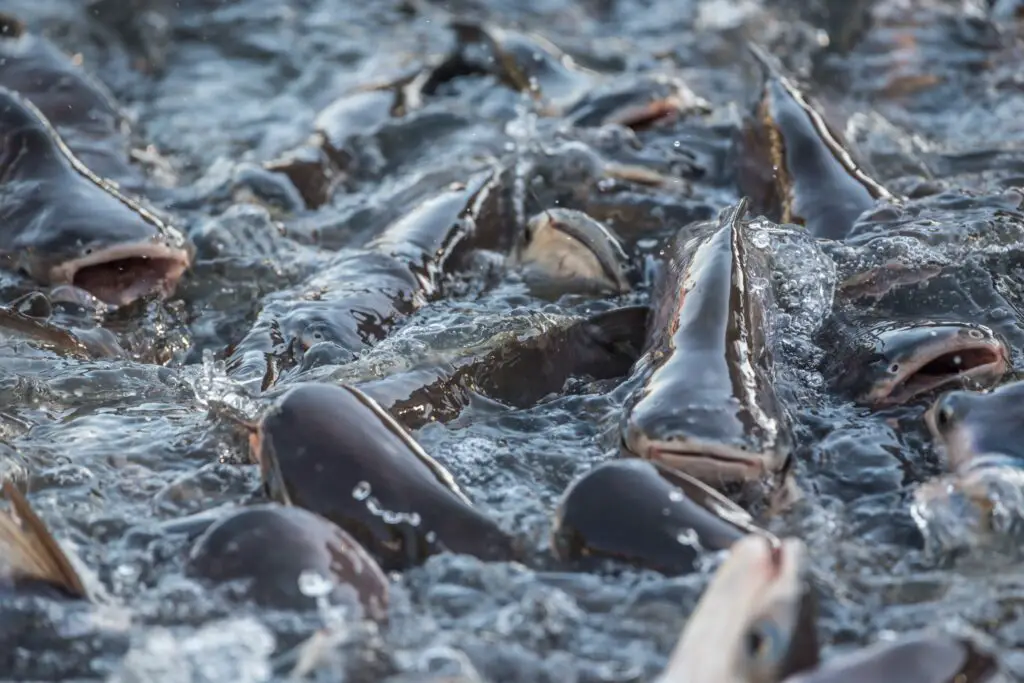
left=623, top=418, right=785, bottom=489
left=44, top=239, right=192, bottom=307
left=866, top=326, right=1009, bottom=407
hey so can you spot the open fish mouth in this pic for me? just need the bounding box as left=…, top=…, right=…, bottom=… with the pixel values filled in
left=628, top=435, right=771, bottom=486
left=869, top=337, right=1008, bottom=406
left=47, top=241, right=191, bottom=307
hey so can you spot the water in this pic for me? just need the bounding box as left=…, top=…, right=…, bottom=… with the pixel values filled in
left=2, top=0, right=1024, bottom=680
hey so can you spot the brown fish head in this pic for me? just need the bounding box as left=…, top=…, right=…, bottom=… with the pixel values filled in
left=854, top=322, right=1010, bottom=407
left=659, top=535, right=819, bottom=683
left=0, top=87, right=192, bottom=306
left=925, top=380, right=1024, bottom=473
left=519, top=207, right=633, bottom=297
left=186, top=504, right=389, bottom=620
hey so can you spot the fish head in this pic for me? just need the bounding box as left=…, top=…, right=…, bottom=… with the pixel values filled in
left=926, top=379, right=1024, bottom=472
left=520, top=208, right=633, bottom=295
left=860, top=322, right=1009, bottom=406
left=0, top=87, right=192, bottom=306
left=659, top=534, right=818, bottom=683
left=622, top=392, right=792, bottom=490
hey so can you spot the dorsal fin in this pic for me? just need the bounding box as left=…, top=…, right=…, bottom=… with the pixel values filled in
left=0, top=480, right=89, bottom=600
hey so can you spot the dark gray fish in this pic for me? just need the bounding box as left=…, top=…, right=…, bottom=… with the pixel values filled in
left=250, top=382, right=517, bottom=572
left=0, top=13, right=138, bottom=184
left=656, top=535, right=819, bottom=683
left=360, top=305, right=649, bottom=429
left=0, top=481, right=90, bottom=602
left=736, top=43, right=896, bottom=241
left=515, top=208, right=634, bottom=299
left=186, top=503, right=389, bottom=620
left=926, top=379, right=1024, bottom=474
left=0, top=87, right=192, bottom=306
left=782, top=633, right=997, bottom=683
left=621, top=199, right=793, bottom=498
left=550, top=459, right=769, bottom=575
left=225, top=169, right=518, bottom=392
left=563, top=74, right=709, bottom=130
left=821, top=320, right=1009, bottom=407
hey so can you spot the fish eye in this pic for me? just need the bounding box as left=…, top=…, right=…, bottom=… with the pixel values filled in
left=744, top=617, right=789, bottom=669
left=888, top=363, right=900, bottom=374
left=936, top=404, right=956, bottom=429
left=967, top=328, right=984, bottom=340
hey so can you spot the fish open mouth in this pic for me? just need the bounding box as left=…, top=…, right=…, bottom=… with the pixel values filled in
left=872, top=340, right=1008, bottom=406
left=627, top=434, right=771, bottom=487
left=49, top=242, right=191, bottom=308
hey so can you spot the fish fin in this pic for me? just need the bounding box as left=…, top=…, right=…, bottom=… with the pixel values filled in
left=0, top=481, right=89, bottom=599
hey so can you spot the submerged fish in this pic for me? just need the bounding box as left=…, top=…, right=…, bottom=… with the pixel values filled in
left=737, top=44, right=895, bottom=241
left=186, top=503, right=389, bottom=620
left=550, top=459, right=769, bottom=575
left=621, top=199, right=794, bottom=498
left=251, top=382, right=517, bottom=571
left=515, top=208, right=634, bottom=299
left=0, top=302, right=125, bottom=359
left=0, top=13, right=139, bottom=184
left=782, top=632, right=998, bottom=683
left=360, top=305, right=649, bottom=429
left=0, top=481, right=90, bottom=602
left=656, top=534, right=819, bottom=683
left=0, top=87, right=192, bottom=306
left=821, top=320, right=1009, bottom=407
left=225, top=169, right=519, bottom=392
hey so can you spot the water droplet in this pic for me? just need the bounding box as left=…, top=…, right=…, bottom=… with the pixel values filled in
left=676, top=529, right=701, bottom=548
left=352, top=481, right=371, bottom=500
left=297, top=570, right=334, bottom=598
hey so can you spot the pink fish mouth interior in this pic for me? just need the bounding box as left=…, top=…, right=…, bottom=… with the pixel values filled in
left=872, top=342, right=1007, bottom=406
left=51, top=242, right=191, bottom=307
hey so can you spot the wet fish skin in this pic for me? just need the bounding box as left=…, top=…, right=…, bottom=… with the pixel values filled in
left=186, top=503, right=389, bottom=620
left=253, top=382, right=517, bottom=572
left=621, top=199, right=793, bottom=494
left=0, top=481, right=89, bottom=602
left=821, top=320, right=1010, bottom=407
left=360, top=304, right=649, bottom=429
left=656, top=534, right=819, bottom=683
left=926, top=379, right=1024, bottom=473
left=737, top=43, right=895, bottom=241
left=550, top=459, right=766, bottom=575
left=0, top=86, right=192, bottom=307
left=518, top=208, right=634, bottom=299
left=781, top=632, right=998, bottom=683
left=225, top=168, right=521, bottom=392
left=0, top=12, right=136, bottom=183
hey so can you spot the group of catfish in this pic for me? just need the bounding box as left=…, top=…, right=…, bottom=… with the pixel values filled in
left=0, top=6, right=1021, bottom=683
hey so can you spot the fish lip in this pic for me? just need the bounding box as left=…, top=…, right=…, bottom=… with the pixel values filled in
left=631, top=434, right=773, bottom=485
left=46, top=240, right=192, bottom=307
left=866, top=334, right=1009, bottom=406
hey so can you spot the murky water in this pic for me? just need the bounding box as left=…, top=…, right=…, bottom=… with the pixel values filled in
left=2, top=0, right=1024, bottom=680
